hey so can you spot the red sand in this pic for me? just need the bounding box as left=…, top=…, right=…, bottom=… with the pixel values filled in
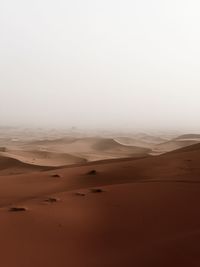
left=0, top=143, right=200, bottom=266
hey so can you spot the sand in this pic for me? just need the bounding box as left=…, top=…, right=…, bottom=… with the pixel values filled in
left=1, top=130, right=200, bottom=266
left=0, top=137, right=151, bottom=167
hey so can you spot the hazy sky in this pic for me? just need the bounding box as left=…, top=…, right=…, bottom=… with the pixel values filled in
left=1, top=0, right=200, bottom=131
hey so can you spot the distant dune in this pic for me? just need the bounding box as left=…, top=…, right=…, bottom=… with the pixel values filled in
left=30, top=137, right=76, bottom=146
left=167, top=142, right=200, bottom=154
left=91, top=138, right=150, bottom=153
left=152, top=134, right=200, bottom=154
left=14, top=137, right=152, bottom=164
left=115, top=137, right=158, bottom=149
left=175, top=134, right=200, bottom=140
left=132, top=133, right=167, bottom=143
left=3, top=133, right=200, bottom=166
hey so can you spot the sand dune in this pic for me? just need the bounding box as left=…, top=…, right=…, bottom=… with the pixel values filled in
left=153, top=139, right=198, bottom=154
left=167, top=142, right=200, bottom=154
left=0, top=150, right=87, bottom=167
left=132, top=133, right=167, bottom=143
left=1, top=141, right=200, bottom=202
left=8, top=137, right=151, bottom=164
left=90, top=138, right=150, bottom=154
left=175, top=133, right=200, bottom=140
left=0, top=155, right=51, bottom=175
left=115, top=135, right=173, bottom=152
left=28, top=136, right=151, bottom=153
left=152, top=134, right=200, bottom=154
left=30, top=136, right=76, bottom=146
left=1, top=139, right=200, bottom=266
left=115, top=137, right=159, bottom=148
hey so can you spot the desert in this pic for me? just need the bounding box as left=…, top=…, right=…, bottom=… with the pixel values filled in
left=1, top=0, right=200, bottom=265
left=0, top=128, right=200, bottom=266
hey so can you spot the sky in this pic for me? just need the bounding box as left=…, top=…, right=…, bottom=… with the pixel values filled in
left=0, top=0, right=200, bottom=132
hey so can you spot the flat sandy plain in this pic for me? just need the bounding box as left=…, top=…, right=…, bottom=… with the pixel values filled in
left=1, top=128, right=200, bottom=267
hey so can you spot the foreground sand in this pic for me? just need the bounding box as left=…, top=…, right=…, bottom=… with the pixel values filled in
left=1, top=142, right=200, bottom=266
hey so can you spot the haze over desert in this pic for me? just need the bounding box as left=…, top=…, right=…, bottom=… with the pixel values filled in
left=1, top=0, right=200, bottom=266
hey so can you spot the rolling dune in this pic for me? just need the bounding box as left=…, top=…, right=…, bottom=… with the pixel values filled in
left=175, top=134, right=200, bottom=140
left=115, top=137, right=159, bottom=148
left=153, top=134, right=200, bottom=154
left=1, top=140, right=200, bottom=266
left=3, top=137, right=151, bottom=166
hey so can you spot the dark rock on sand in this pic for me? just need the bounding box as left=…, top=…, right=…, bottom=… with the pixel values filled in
left=9, top=207, right=27, bottom=212
left=51, top=174, right=61, bottom=178
left=75, top=192, right=86, bottom=196
left=44, top=197, right=60, bottom=203
left=90, top=188, right=104, bottom=193
left=87, top=170, right=97, bottom=175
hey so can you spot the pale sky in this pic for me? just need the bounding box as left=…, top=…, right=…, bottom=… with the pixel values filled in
left=0, top=0, right=200, bottom=131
